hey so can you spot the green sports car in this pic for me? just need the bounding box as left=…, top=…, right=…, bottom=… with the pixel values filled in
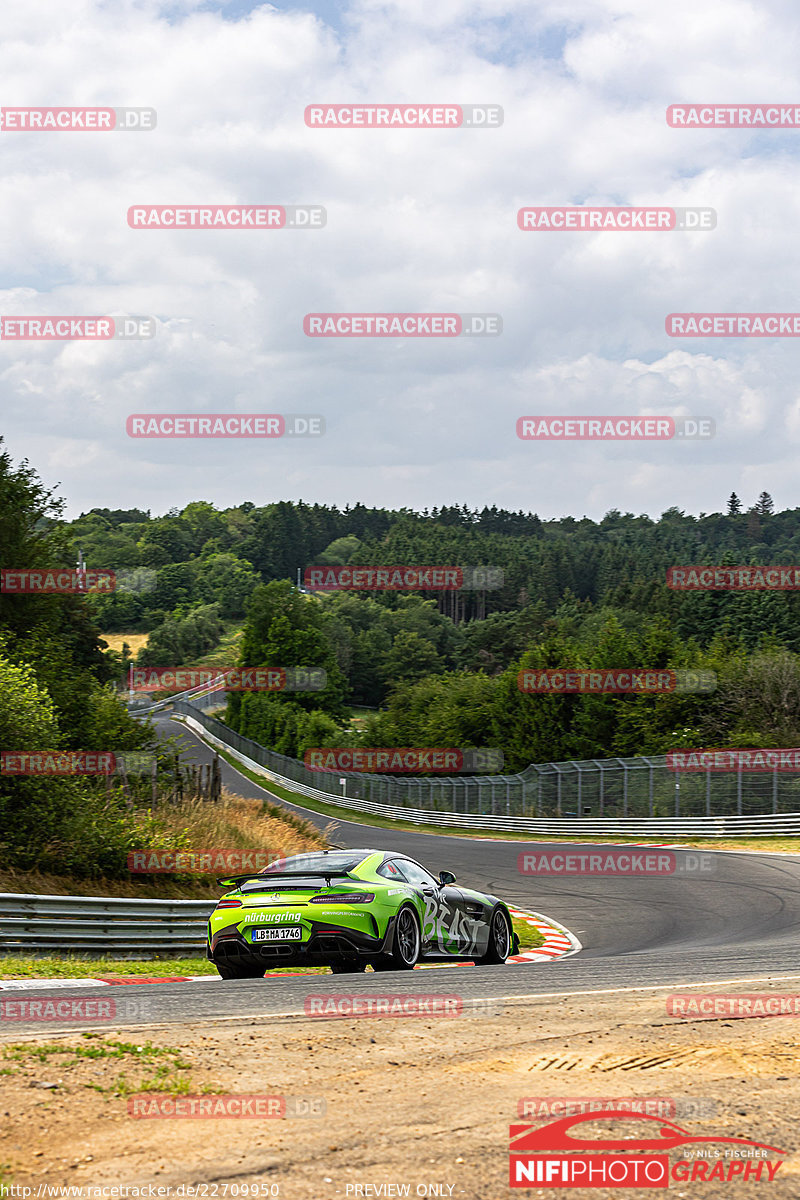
left=207, top=848, right=519, bottom=977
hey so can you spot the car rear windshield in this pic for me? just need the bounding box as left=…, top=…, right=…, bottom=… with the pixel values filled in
left=259, top=852, right=366, bottom=875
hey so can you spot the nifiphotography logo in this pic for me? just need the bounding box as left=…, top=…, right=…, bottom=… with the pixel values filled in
left=509, top=1112, right=786, bottom=1187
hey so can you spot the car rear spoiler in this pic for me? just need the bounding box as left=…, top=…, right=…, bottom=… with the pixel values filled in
left=216, top=869, right=354, bottom=888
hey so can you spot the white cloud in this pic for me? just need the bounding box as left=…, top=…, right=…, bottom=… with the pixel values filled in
left=0, top=0, right=798, bottom=519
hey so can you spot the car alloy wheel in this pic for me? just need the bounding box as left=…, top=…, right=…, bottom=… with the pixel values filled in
left=479, top=908, right=512, bottom=964
left=393, top=906, right=421, bottom=968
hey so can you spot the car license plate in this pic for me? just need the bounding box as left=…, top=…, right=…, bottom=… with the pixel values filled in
left=251, top=926, right=302, bottom=942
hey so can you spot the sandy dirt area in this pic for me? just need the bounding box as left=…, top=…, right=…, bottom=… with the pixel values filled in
left=1, top=985, right=799, bottom=1199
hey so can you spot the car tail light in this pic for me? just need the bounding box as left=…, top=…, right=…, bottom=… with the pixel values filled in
left=217, top=898, right=243, bottom=909
left=309, top=892, right=375, bottom=903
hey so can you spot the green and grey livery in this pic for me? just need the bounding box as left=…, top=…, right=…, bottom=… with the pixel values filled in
left=207, top=848, right=519, bottom=977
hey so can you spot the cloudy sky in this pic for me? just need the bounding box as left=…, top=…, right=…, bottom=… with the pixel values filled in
left=2, top=0, right=800, bottom=521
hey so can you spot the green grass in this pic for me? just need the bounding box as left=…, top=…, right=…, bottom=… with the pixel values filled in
left=2, top=1036, right=200, bottom=1097
left=89, top=1061, right=208, bottom=1097
left=185, top=623, right=246, bottom=674
left=2, top=1037, right=191, bottom=1067
left=512, top=918, right=545, bottom=950
left=1, top=929, right=542, bottom=978
left=347, top=706, right=378, bottom=730
left=0, top=955, right=218, bottom=979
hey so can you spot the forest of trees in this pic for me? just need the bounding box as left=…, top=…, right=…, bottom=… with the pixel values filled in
left=0, top=442, right=156, bottom=872
left=6, top=439, right=800, bottom=808
left=62, top=489, right=800, bottom=768
left=70, top=489, right=800, bottom=657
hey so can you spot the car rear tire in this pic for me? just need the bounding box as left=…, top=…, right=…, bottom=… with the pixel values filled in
left=215, top=962, right=266, bottom=979
left=478, top=907, right=512, bottom=964
left=375, top=905, right=420, bottom=971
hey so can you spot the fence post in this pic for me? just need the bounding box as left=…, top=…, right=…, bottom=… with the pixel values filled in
left=592, top=761, right=605, bottom=818
left=642, top=758, right=654, bottom=817
left=737, top=765, right=743, bottom=816
left=773, top=765, right=778, bottom=815
left=706, top=766, right=711, bottom=817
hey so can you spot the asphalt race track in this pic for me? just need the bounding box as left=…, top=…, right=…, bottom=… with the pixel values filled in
left=7, top=711, right=800, bottom=1034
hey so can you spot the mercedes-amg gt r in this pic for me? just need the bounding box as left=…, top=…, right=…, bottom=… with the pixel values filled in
left=207, top=848, right=519, bottom=977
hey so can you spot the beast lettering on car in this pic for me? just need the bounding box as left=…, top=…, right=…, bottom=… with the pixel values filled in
left=421, top=893, right=481, bottom=953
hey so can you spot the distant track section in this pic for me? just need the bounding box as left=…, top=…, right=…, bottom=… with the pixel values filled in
left=174, top=712, right=800, bottom=837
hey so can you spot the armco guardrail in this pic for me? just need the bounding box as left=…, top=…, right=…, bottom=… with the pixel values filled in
left=0, top=893, right=215, bottom=955
left=174, top=709, right=800, bottom=837
left=169, top=701, right=800, bottom=824
left=126, top=672, right=227, bottom=717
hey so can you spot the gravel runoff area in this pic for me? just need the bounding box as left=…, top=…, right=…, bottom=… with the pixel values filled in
left=1, top=981, right=800, bottom=1198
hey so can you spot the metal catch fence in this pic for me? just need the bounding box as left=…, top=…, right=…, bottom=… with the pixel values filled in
left=172, top=698, right=800, bottom=824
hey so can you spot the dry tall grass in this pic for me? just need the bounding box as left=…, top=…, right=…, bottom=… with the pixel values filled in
left=0, top=788, right=332, bottom=899
left=154, top=786, right=329, bottom=859
left=99, top=632, right=150, bottom=655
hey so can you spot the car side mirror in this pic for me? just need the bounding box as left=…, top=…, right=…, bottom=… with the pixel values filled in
left=438, top=870, right=456, bottom=886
